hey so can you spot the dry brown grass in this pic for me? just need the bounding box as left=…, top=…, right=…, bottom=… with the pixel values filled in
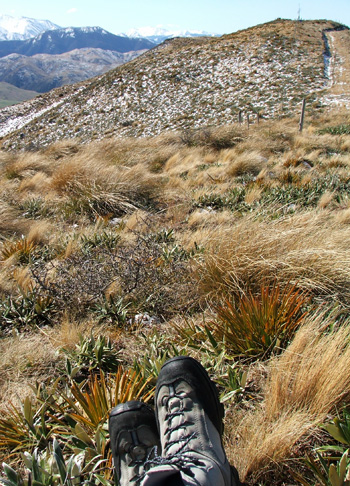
left=336, top=207, right=350, bottom=224
left=1, top=110, right=350, bottom=482
left=0, top=202, right=27, bottom=237
left=187, top=209, right=235, bottom=229
left=222, top=150, right=267, bottom=177
left=227, top=310, right=350, bottom=481
left=0, top=331, right=61, bottom=405
left=26, top=220, right=52, bottom=246
left=318, top=190, right=334, bottom=209
left=2, top=152, right=53, bottom=179
left=18, top=172, right=51, bottom=194
left=0, top=316, right=120, bottom=412
left=196, top=211, right=350, bottom=304
left=49, top=153, right=165, bottom=216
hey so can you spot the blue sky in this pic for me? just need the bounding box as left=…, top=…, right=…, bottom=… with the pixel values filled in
left=2, top=0, right=349, bottom=35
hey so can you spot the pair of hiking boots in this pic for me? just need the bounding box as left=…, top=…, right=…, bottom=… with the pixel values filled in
left=109, top=356, right=240, bottom=486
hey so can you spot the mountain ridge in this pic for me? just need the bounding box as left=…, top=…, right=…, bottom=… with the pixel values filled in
left=123, top=27, right=219, bottom=44
left=0, top=48, right=147, bottom=92
left=0, top=26, right=154, bottom=58
left=0, top=15, right=60, bottom=41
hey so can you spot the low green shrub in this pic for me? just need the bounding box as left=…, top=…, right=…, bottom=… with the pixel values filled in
left=0, top=292, right=55, bottom=334
left=318, top=124, right=350, bottom=135
left=61, top=334, right=121, bottom=375
left=296, top=409, right=350, bottom=486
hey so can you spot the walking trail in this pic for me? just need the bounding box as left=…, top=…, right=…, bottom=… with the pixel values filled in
left=322, top=29, right=350, bottom=108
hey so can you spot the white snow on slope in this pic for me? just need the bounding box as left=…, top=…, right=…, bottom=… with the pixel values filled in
left=0, top=15, right=60, bottom=40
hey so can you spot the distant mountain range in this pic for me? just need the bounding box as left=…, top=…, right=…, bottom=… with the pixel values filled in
left=122, top=27, right=218, bottom=44
left=0, top=15, right=217, bottom=44
left=0, top=22, right=154, bottom=96
left=0, top=27, right=154, bottom=57
left=0, top=15, right=219, bottom=104
left=0, top=48, right=146, bottom=92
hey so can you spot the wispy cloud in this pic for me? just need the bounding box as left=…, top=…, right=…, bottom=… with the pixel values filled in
left=67, top=8, right=78, bottom=14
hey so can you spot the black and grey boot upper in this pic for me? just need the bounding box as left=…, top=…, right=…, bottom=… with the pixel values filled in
left=142, top=356, right=240, bottom=486
left=109, top=400, right=160, bottom=486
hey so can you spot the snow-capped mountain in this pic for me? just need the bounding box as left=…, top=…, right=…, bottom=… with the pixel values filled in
left=123, top=27, right=218, bottom=44
left=0, top=26, right=153, bottom=93
left=0, top=27, right=154, bottom=57
left=0, top=15, right=60, bottom=41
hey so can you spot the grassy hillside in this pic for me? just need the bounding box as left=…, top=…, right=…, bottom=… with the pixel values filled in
left=0, top=81, right=38, bottom=107
left=0, top=107, right=350, bottom=484
left=1, top=19, right=349, bottom=150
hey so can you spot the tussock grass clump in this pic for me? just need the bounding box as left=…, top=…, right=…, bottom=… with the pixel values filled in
left=51, top=157, right=165, bottom=219
left=0, top=332, right=61, bottom=403
left=223, top=150, right=267, bottom=177
left=196, top=212, right=350, bottom=305
left=229, top=311, right=350, bottom=482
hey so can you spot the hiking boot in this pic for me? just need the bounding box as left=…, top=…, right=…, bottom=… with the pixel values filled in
left=109, top=400, right=160, bottom=486
left=142, top=356, right=240, bottom=486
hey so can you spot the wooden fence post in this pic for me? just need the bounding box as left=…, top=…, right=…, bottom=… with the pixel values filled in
left=238, top=110, right=243, bottom=124
left=247, top=113, right=250, bottom=129
left=299, top=99, right=306, bottom=132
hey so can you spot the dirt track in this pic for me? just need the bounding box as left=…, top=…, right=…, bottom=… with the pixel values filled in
left=322, top=29, right=350, bottom=107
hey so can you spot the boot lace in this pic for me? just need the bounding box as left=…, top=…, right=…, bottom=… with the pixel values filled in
left=137, top=392, right=205, bottom=485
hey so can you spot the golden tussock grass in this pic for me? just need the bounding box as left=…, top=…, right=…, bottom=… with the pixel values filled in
left=324, top=153, right=350, bottom=169
left=0, top=316, right=118, bottom=409
left=90, top=133, right=179, bottom=168
left=124, top=209, right=151, bottom=232
left=318, top=190, right=334, bottom=209
left=45, top=317, right=121, bottom=355
left=0, top=332, right=61, bottom=405
left=50, top=154, right=164, bottom=214
left=336, top=207, right=350, bottom=224
left=187, top=209, right=235, bottom=230
left=12, top=267, right=33, bottom=293
left=0, top=202, right=27, bottom=237
left=3, top=152, right=53, bottom=179
left=197, top=211, right=350, bottom=303
left=234, top=119, right=295, bottom=157
left=244, top=187, right=263, bottom=204
left=27, top=220, right=52, bottom=246
left=294, top=133, right=342, bottom=153
left=0, top=271, right=15, bottom=295
left=228, top=311, right=350, bottom=481
left=340, top=136, right=350, bottom=152
left=18, top=171, right=51, bottom=194
left=43, top=139, right=81, bottom=160
left=46, top=317, right=93, bottom=350
left=280, top=148, right=322, bottom=169
left=222, top=150, right=267, bottom=178
left=164, top=147, right=208, bottom=175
